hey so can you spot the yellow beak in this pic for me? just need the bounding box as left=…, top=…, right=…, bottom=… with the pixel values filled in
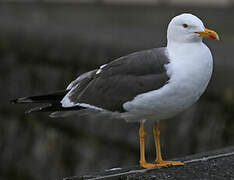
left=195, top=28, right=219, bottom=40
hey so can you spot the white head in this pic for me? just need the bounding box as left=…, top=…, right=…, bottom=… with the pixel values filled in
left=167, top=13, right=219, bottom=44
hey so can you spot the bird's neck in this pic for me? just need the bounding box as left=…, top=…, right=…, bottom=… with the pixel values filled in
left=166, top=41, right=204, bottom=59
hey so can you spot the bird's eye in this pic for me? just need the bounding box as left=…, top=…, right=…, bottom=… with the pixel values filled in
left=183, top=24, right=188, bottom=28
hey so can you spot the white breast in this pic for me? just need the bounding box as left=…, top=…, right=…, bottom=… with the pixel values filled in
left=122, top=42, right=213, bottom=122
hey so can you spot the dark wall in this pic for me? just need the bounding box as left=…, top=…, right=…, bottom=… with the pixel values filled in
left=0, top=3, right=234, bottom=180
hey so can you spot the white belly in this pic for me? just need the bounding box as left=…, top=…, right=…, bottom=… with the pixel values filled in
left=122, top=43, right=213, bottom=122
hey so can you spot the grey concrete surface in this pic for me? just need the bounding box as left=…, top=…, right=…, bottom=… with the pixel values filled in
left=61, top=146, right=234, bottom=180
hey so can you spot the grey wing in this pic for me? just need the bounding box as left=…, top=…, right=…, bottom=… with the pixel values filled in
left=65, top=47, right=170, bottom=112
left=66, top=70, right=98, bottom=90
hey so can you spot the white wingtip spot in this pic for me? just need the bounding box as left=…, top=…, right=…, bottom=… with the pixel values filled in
left=74, top=103, right=104, bottom=111
left=61, top=89, right=104, bottom=111
left=61, top=89, right=76, bottom=107
left=96, top=64, right=107, bottom=75
left=61, top=96, right=75, bottom=107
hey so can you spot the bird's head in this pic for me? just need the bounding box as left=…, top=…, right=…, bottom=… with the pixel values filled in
left=167, top=13, right=219, bottom=44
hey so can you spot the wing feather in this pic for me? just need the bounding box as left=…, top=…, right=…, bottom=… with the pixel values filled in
left=65, top=48, right=170, bottom=112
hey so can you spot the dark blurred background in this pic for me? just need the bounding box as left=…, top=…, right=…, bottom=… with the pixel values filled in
left=1, top=1, right=234, bottom=180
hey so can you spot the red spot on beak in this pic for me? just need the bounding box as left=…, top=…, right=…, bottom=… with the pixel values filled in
left=209, top=35, right=217, bottom=40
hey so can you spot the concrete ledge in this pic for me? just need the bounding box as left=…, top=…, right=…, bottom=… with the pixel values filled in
left=59, top=146, right=234, bottom=180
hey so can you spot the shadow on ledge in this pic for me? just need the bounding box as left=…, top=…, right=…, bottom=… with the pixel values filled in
left=58, top=146, right=234, bottom=180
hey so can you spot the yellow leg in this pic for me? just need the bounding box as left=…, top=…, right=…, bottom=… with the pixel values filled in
left=139, top=123, right=158, bottom=168
left=153, top=122, right=184, bottom=167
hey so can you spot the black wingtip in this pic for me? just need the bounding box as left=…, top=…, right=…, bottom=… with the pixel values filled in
left=10, top=99, right=18, bottom=104
left=25, top=104, right=54, bottom=115
left=10, top=97, right=33, bottom=104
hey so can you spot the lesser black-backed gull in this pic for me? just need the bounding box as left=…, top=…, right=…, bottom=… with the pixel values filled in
left=11, top=13, right=219, bottom=168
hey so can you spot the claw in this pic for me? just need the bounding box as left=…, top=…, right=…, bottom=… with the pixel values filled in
left=155, top=160, right=184, bottom=167
left=140, top=161, right=158, bottom=169
left=140, top=160, right=184, bottom=169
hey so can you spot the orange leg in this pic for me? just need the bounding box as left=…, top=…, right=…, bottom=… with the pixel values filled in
left=153, top=122, right=184, bottom=167
left=139, top=123, right=158, bottom=168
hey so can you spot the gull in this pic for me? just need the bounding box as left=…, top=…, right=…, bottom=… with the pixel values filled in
left=11, top=13, right=219, bottom=168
